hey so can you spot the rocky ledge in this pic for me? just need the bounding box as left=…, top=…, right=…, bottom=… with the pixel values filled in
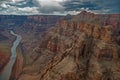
left=16, top=11, right=120, bottom=80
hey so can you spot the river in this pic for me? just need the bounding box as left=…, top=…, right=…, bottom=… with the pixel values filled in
left=0, top=31, right=22, bottom=80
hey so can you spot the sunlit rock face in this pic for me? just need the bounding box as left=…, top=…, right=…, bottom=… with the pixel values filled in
left=0, top=15, right=63, bottom=80
left=1, top=11, right=119, bottom=80
left=15, top=11, right=120, bottom=80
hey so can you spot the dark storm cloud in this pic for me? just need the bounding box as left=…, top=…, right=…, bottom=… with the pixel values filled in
left=0, top=0, right=119, bottom=15
left=64, top=0, right=120, bottom=13
left=64, top=1, right=100, bottom=11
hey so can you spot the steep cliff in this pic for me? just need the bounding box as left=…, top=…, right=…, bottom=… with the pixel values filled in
left=17, top=15, right=63, bottom=65
left=0, top=51, right=9, bottom=73
left=0, top=43, right=11, bottom=74
left=10, top=46, right=24, bottom=80
left=0, top=15, right=63, bottom=80
left=18, top=11, right=120, bottom=80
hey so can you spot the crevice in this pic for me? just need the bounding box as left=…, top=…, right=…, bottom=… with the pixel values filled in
left=39, top=40, right=76, bottom=80
left=81, top=45, right=86, bottom=57
left=84, top=38, right=94, bottom=80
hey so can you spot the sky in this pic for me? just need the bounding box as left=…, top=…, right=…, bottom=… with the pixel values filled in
left=0, top=0, right=120, bottom=15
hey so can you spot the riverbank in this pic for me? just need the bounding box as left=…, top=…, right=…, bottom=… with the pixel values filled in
left=0, top=53, right=9, bottom=74
left=10, top=44, right=24, bottom=80
left=0, top=43, right=11, bottom=74
left=0, top=31, right=22, bottom=80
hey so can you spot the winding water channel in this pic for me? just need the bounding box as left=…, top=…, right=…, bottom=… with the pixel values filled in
left=0, top=31, right=22, bottom=80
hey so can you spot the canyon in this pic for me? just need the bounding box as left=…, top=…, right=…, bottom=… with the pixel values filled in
left=0, top=31, right=22, bottom=80
left=0, top=11, right=120, bottom=80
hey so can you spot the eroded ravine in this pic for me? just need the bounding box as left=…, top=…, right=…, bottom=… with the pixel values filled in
left=0, top=31, right=22, bottom=80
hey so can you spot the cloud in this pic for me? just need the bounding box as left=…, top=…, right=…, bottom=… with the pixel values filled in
left=64, top=0, right=120, bottom=14
left=12, top=0, right=25, bottom=3
left=32, top=0, right=66, bottom=13
left=0, top=0, right=119, bottom=15
left=40, top=10, right=80, bottom=15
left=18, top=7, right=39, bottom=13
left=0, top=6, right=39, bottom=15
left=0, top=3, right=10, bottom=8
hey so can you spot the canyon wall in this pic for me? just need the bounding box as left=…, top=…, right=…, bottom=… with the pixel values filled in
left=18, top=11, right=120, bottom=80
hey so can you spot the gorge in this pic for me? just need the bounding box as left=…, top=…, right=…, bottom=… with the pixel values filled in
left=0, top=31, right=22, bottom=80
left=0, top=11, right=120, bottom=80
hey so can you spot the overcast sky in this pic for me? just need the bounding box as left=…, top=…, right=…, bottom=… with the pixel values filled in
left=0, top=0, right=120, bottom=15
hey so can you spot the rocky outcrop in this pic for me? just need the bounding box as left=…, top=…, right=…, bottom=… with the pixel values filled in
left=17, top=11, right=120, bottom=80
left=10, top=47, right=24, bottom=80
left=18, top=15, right=63, bottom=65
left=0, top=52, right=9, bottom=74
left=0, top=15, right=63, bottom=65
left=0, top=33, right=8, bottom=41
left=1, top=11, right=119, bottom=80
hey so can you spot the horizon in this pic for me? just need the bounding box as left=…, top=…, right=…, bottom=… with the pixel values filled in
left=0, top=10, right=120, bottom=16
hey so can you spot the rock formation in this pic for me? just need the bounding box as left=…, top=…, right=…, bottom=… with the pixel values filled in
left=0, top=15, right=63, bottom=79
left=0, top=51, right=9, bottom=73
left=0, top=11, right=120, bottom=80
left=17, top=11, right=120, bottom=80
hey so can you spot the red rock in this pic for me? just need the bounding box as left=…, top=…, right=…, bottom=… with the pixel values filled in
left=0, top=51, right=9, bottom=74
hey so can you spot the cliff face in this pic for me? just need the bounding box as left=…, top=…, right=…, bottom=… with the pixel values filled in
left=0, top=51, right=9, bottom=73
left=10, top=47, right=24, bottom=80
left=0, top=15, right=63, bottom=79
left=16, top=15, right=63, bottom=65
left=18, top=12, right=120, bottom=80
